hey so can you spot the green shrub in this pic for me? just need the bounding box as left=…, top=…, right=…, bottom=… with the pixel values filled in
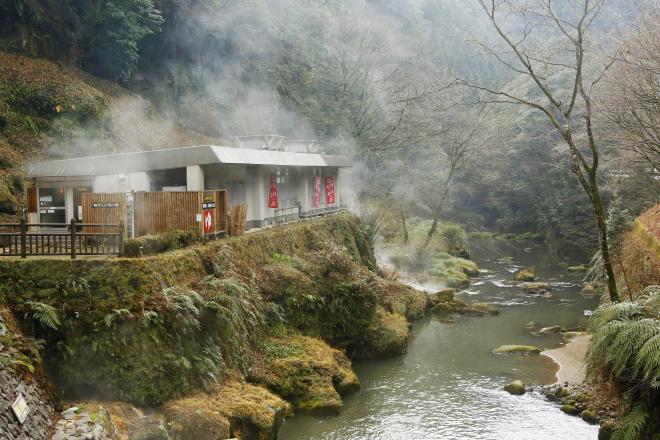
left=0, top=181, right=17, bottom=214
left=123, top=229, right=201, bottom=257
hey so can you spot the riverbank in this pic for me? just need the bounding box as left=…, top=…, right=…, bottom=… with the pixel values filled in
left=542, top=334, right=591, bottom=384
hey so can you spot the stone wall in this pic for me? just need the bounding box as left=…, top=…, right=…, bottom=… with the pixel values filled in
left=0, top=368, right=54, bottom=440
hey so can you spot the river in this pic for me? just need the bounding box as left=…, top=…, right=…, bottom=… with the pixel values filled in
left=278, top=237, right=601, bottom=440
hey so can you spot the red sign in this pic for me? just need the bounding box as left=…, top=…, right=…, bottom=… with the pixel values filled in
left=203, top=210, right=214, bottom=234
left=325, top=176, right=335, bottom=204
left=268, top=175, right=279, bottom=208
left=313, top=176, right=321, bottom=208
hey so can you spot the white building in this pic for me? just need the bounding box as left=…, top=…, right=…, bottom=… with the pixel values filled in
left=26, top=135, right=351, bottom=229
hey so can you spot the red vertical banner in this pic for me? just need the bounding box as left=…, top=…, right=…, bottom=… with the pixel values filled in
left=203, top=210, right=214, bottom=234
left=268, top=174, right=279, bottom=208
left=313, top=175, right=321, bottom=208
left=325, top=176, right=335, bottom=204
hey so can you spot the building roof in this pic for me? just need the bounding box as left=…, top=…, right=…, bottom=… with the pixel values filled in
left=27, top=145, right=352, bottom=177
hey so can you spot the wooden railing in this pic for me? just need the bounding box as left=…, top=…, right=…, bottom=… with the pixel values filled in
left=0, top=219, right=124, bottom=259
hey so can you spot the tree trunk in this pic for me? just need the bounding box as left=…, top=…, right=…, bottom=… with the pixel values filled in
left=590, top=177, right=620, bottom=303
left=423, top=214, right=439, bottom=248
left=400, top=208, right=409, bottom=245
left=422, top=171, right=455, bottom=249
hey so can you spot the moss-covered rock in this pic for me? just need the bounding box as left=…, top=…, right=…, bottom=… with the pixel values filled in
left=580, top=283, right=596, bottom=297
left=0, top=213, right=420, bottom=405
left=514, top=267, right=536, bottom=282
left=361, top=307, right=409, bottom=358
left=461, top=302, right=499, bottom=317
left=428, top=288, right=456, bottom=305
left=560, top=404, right=579, bottom=415
left=598, top=420, right=617, bottom=440
left=248, top=333, right=359, bottom=413
left=503, top=380, right=526, bottom=395
left=492, top=345, right=541, bottom=355
left=580, top=409, right=597, bottom=424
left=520, top=282, right=551, bottom=294
left=164, top=378, right=291, bottom=440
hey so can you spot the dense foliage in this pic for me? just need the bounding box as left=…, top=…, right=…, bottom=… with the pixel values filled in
left=587, top=286, right=660, bottom=440
left=0, top=0, right=657, bottom=242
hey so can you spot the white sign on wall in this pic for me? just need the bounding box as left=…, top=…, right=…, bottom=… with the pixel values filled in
left=11, top=394, right=29, bottom=424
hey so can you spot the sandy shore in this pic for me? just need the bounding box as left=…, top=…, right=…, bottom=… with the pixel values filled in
left=542, top=334, right=591, bottom=384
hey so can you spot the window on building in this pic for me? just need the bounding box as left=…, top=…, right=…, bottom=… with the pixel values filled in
left=276, top=167, right=294, bottom=184
left=38, top=187, right=66, bottom=223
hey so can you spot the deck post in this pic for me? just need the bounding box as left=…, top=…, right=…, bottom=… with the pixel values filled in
left=118, top=221, right=125, bottom=256
left=20, top=217, right=26, bottom=258
left=70, top=218, right=77, bottom=260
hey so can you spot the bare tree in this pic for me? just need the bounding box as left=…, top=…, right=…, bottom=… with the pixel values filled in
left=462, top=0, right=621, bottom=302
left=420, top=124, right=476, bottom=248
left=604, top=6, right=660, bottom=169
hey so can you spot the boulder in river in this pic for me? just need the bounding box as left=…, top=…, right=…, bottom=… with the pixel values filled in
left=429, top=288, right=456, bottom=305
left=567, top=265, right=587, bottom=273
left=492, top=345, right=542, bottom=355
left=520, top=282, right=551, bottom=294
left=538, top=325, right=564, bottom=334
left=514, top=267, right=536, bottom=282
left=503, top=380, right=526, bottom=395
left=580, top=283, right=596, bottom=297
left=580, top=409, right=597, bottom=424
left=462, top=302, right=499, bottom=317
left=560, top=404, right=579, bottom=415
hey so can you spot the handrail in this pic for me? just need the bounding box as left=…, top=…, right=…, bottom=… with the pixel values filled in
left=0, top=218, right=124, bottom=259
left=0, top=223, right=121, bottom=227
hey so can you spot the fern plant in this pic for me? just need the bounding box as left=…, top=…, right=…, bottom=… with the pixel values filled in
left=587, top=286, right=659, bottom=439
left=612, top=405, right=649, bottom=440
left=24, top=301, right=60, bottom=330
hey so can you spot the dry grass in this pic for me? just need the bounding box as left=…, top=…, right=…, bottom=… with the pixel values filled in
left=616, top=205, right=660, bottom=300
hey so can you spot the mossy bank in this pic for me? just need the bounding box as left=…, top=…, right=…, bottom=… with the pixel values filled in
left=0, top=213, right=432, bottom=438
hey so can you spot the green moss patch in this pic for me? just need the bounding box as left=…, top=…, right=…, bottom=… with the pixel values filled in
left=0, top=213, right=424, bottom=406
left=248, top=333, right=359, bottom=412
left=164, top=378, right=291, bottom=440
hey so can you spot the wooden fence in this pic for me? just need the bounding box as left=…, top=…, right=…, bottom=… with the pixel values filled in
left=228, top=204, right=247, bottom=237
left=81, top=193, right=126, bottom=233
left=0, top=219, right=124, bottom=258
left=82, top=190, right=227, bottom=237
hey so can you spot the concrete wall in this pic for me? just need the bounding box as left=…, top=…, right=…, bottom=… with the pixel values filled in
left=203, top=164, right=248, bottom=208
left=94, top=172, right=150, bottom=193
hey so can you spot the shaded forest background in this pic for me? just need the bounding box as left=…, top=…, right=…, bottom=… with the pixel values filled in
left=0, top=0, right=658, bottom=249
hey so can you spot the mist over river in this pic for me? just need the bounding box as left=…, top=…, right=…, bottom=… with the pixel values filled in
left=278, top=238, right=601, bottom=440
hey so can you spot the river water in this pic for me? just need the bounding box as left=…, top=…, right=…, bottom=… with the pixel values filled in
left=278, top=238, right=601, bottom=440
